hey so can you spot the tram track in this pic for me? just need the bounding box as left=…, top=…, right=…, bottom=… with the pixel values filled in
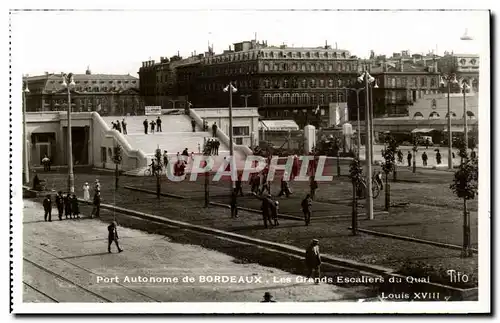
left=24, top=244, right=162, bottom=303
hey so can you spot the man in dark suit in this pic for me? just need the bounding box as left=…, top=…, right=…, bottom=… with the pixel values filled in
left=43, top=195, right=52, bottom=222
left=92, top=192, right=101, bottom=218
left=55, top=191, right=64, bottom=221
left=108, top=221, right=123, bottom=253
left=143, top=119, right=148, bottom=134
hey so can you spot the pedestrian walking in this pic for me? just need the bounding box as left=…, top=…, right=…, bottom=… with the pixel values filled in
left=310, top=176, right=318, bottom=200
left=230, top=191, right=238, bottom=218
left=278, top=178, right=291, bottom=197
left=55, top=191, right=64, bottom=221
left=150, top=120, right=156, bottom=134
left=64, top=193, right=72, bottom=219
left=108, top=221, right=123, bottom=253
left=301, top=194, right=312, bottom=226
left=407, top=151, right=412, bottom=167
left=156, top=116, right=162, bottom=132
left=83, top=182, right=90, bottom=201
left=261, top=195, right=273, bottom=228
left=397, top=150, right=403, bottom=164
left=422, top=152, right=428, bottom=167
left=163, top=150, right=169, bottom=169
left=43, top=194, right=52, bottom=222
left=271, top=200, right=280, bottom=226
left=305, top=239, right=322, bottom=283
left=121, top=118, right=127, bottom=135
left=235, top=174, right=244, bottom=197
left=71, top=194, right=81, bottom=219
left=212, top=122, right=218, bottom=137
left=116, top=120, right=122, bottom=133
left=143, top=119, right=148, bottom=134
left=91, top=191, right=101, bottom=218
left=436, top=150, right=442, bottom=165
left=191, top=118, right=196, bottom=132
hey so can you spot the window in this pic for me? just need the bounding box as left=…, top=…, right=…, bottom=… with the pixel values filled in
left=422, top=77, right=427, bottom=87
left=283, top=79, right=289, bottom=88
left=429, top=111, right=440, bottom=119
left=311, top=95, right=317, bottom=104
left=291, top=78, right=298, bottom=88
left=328, top=79, right=334, bottom=88
left=264, top=79, right=271, bottom=88
left=306, top=52, right=311, bottom=58
left=328, top=93, right=335, bottom=102
left=413, top=112, right=423, bottom=119
left=319, top=94, right=325, bottom=104
left=233, top=126, right=249, bottom=136
left=272, top=94, right=280, bottom=104
left=264, top=94, right=272, bottom=105
left=235, top=138, right=243, bottom=145
left=470, top=58, right=477, bottom=65
left=319, top=79, right=325, bottom=88
left=320, top=109, right=325, bottom=116
left=311, top=64, right=316, bottom=72
left=291, top=63, right=297, bottom=71
left=430, top=78, right=436, bottom=87
left=301, top=64, right=306, bottom=71
left=301, top=79, right=307, bottom=88
left=309, top=79, right=316, bottom=88
left=337, top=63, right=342, bottom=71
left=328, top=64, right=333, bottom=71
left=460, top=58, right=467, bottom=65
left=283, top=93, right=290, bottom=104
left=291, top=93, right=299, bottom=104
left=264, top=64, right=269, bottom=72
left=301, top=93, right=310, bottom=104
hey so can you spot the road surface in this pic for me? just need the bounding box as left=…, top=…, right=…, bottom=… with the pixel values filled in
left=23, top=199, right=370, bottom=303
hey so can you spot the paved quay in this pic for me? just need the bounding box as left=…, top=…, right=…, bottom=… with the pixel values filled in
left=23, top=199, right=372, bottom=303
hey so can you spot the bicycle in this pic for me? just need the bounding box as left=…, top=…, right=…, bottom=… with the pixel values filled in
left=144, top=165, right=162, bottom=177
left=357, top=171, right=383, bottom=199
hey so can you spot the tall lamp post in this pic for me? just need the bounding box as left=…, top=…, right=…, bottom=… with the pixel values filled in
left=460, top=80, right=471, bottom=153
left=440, top=74, right=458, bottom=170
left=357, top=71, right=376, bottom=220
left=223, top=82, right=237, bottom=191
left=240, top=94, right=251, bottom=108
left=22, top=77, right=30, bottom=184
left=369, top=79, right=379, bottom=163
left=345, top=87, right=364, bottom=159
left=62, top=73, right=76, bottom=193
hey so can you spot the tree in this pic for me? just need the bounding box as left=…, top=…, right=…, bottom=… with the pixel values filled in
left=349, top=157, right=363, bottom=235
left=450, top=138, right=478, bottom=258
left=381, top=136, right=398, bottom=211
left=112, top=144, right=122, bottom=190
left=155, top=148, right=162, bottom=199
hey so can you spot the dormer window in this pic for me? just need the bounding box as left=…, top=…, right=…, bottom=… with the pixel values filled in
left=460, top=58, right=467, bottom=65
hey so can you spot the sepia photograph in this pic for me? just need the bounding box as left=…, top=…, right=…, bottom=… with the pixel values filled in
left=9, top=3, right=491, bottom=314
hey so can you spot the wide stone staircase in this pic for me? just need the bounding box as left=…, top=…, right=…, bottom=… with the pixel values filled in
left=101, top=114, right=245, bottom=176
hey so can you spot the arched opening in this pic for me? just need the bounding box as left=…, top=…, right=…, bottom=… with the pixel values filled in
left=413, top=112, right=424, bottom=119
left=466, top=111, right=476, bottom=119
left=429, top=111, right=440, bottom=119
left=445, top=112, right=457, bottom=118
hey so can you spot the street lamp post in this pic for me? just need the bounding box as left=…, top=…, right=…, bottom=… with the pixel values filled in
left=62, top=73, right=76, bottom=193
left=22, top=77, right=30, bottom=184
left=370, top=80, right=379, bottom=163
left=357, top=71, right=376, bottom=220
left=240, top=94, right=251, bottom=108
left=461, top=80, right=470, bottom=153
left=346, top=88, right=364, bottom=159
left=224, top=83, right=237, bottom=191
left=440, top=74, right=458, bottom=170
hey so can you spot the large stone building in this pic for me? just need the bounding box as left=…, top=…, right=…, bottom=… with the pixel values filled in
left=24, top=68, right=144, bottom=116
left=357, top=51, right=442, bottom=118
left=438, top=52, right=480, bottom=93
left=140, top=40, right=361, bottom=128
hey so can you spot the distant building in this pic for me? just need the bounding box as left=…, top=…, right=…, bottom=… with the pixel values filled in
left=356, top=51, right=442, bottom=118
left=438, top=52, right=480, bottom=93
left=23, top=68, right=143, bottom=115
left=140, top=40, right=361, bottom=129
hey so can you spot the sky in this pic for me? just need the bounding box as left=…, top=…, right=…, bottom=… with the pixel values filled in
left=10, top=9, right=490, bottom=77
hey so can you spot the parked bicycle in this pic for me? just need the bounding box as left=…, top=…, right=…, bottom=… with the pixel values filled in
left=357, top=171, right=384, bottom=199
left=144, top=164, right=162, bottom=177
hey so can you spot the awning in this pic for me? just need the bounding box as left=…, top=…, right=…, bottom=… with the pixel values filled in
left=411, top=128, right=435, bottom=134
left=259, top=120, right=300, bottom=131
left=443, top=127, right=467, bottom=133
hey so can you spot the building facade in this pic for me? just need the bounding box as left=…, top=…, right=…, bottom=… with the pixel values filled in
left=438, top=52, right=480, bottom=93
left=364, top=51, right=442, bottom=117
left=24, top=68, right=144, bottom=116
left=140, top=40, right=361, bottom=128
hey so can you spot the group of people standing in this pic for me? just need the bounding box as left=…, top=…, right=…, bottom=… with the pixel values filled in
left=204, top=139, right=221, bottom=156
left=111, top=119, right=127, bottom=135
left=42, top=180, right=102, bottom=222
left=143, top=117, right=162, bottom=134
left=402, top=149, right=442, bottom=167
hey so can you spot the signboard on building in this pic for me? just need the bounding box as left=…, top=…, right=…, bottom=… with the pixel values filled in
left=145, top=106, right=162, bottom=116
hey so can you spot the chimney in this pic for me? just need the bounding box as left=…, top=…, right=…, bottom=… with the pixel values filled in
left=400, top=58, right=404, bottom=72
left=413, top=56, right=416, bottom=64
left=433, top=58, right=438, bottom=72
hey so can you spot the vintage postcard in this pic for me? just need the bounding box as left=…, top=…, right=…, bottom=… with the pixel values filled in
left=9, top=4, right=491, bottom=314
